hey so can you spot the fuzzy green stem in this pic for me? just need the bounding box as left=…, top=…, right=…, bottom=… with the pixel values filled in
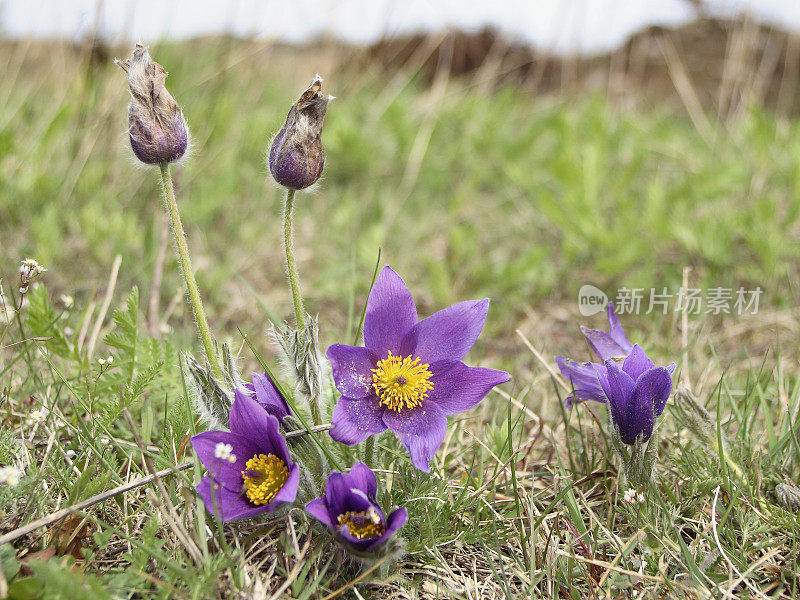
left=159, top=163, right=222, bottom=380
left=283, top=188, right=306, bottom=330
left=364, top=436, right=375, bottom=468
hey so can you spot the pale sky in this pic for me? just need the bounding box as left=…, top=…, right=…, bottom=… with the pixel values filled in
left=2, top=0, right=800, bottom=54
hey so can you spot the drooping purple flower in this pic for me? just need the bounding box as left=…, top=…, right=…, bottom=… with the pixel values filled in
left=556, top=302, right=675, bottom=414
left=240, top=372, right=292, bottom=426
left=597, top=346, right=675, bottom=444
left=326, top=266, right=510, bottom=472
left=580, top=302, right=634, bottom=362
left=305, top=462, right=407, bottom=552
left=115, top=44, right=189, bottom=165
left=191, top=392, right=299, bottom=521
left=269, top=75, right=331, bottom=190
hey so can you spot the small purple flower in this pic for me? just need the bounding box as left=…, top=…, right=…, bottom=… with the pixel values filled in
left=597, top=346, right=675, bottom=444
left=191, top=392, right=299, bottom=521
left=240, top=372, right=292, bottom=426
left=305, top=462, right=407, bottom=552
left=326, top=266, right=510, bottom=472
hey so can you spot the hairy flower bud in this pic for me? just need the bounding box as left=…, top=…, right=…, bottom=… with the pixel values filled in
left=269, top=75, right=331, bottom=190
left=115, top=43, right=188, bottom=164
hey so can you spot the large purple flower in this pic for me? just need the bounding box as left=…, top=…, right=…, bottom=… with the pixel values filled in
left=305, top=462, right=407, bottom=552
left=191, top=392, right=300, bottom=521
left=240, top=372, right=292, bottom=426
left=597, top=346, right=675, bottom=444
left=326, top=266, right=510, bottom=472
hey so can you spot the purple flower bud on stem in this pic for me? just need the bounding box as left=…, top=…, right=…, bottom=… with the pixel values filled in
left=269, top=75, right=331, bottom=190
left=115, top=43, right=189, bottom=165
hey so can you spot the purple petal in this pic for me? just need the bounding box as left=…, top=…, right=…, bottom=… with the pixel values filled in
left=270, top=463, right=300, bottom=506
left=329, top=396, right=387, bottom=446
left=666, top=363, right=677, bottom=375
left=305, top=497, right=334, bottom=528
left=251, top=372, right=291, bottom=421
left=427, top=361, right=509, bottom=415
left=326, top=344, right=379, bottom=400
left=343, top=462, right=378, bottom=500
left=607, top=302, right=634, bottom=355
left=365, top=506, right=408, bottom=551
left=400, top=299, right=489, bottom=364
left=636, top=366, right=674, bottom=420
left=325, top=472, right=373, bottom=517
left=581, top=327, right=630, bottom=363
left=621, top=345, right=655, bottom=381
left=363, top=266, right=418, bottom=356
left=556, top=356, right=607, bottom=407
left=603, top=359, right=636, bottom=434
left=262, top=413, right=293, bottom=466
left=229, top=391, right=275, bottom=446
left=382, top=401, right=447, bottom=472
left=196, top=476, right=269, bottom=522
left=191, top=430, right=258, bottom=489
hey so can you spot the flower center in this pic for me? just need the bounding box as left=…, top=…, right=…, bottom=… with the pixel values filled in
left=241, top=453, right=289, bottom=506
left=372, top=351, right=434, bottom=412
left=337, top=508, right=385, bottom=539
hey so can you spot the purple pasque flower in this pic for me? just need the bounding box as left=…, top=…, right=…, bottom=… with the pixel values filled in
left=191, top=392, right=299, bottom=521
left=326, top=266, right=510, bottom=472
left=240, top=372, right=292, bottom=425
left=305, top=462, right=407, bottom=552
left=597, top=345, right=675, bottom=444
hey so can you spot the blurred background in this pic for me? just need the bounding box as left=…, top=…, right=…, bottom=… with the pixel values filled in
left=2, top=0, right=799, bottom=372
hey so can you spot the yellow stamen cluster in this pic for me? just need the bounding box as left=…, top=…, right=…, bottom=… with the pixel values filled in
left=242, top=453, right=289, bottom=506
left=337, top=509, right=385, bottom=539
left=372, top=351, right=434, bottom=412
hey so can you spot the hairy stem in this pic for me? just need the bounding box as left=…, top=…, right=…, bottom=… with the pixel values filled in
left=283, top=188, right=306, bottom=330
left=159, top=163, right=222, bottom=380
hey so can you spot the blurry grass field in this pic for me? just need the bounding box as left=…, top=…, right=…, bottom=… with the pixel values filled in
left=1, top=37, right=800, bottom=598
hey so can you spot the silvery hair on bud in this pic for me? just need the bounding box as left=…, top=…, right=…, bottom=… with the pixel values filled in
left=268, top=75, right=333, bottom=190
left=115, top=43, right=189, bottom=165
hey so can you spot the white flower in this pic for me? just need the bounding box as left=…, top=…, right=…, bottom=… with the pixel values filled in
left=98, top=358, right=106, bottom=366
left=637, top=491, right=646, bottom=504
left=106, top=356, right=114, bottom=365
left=100, top=435, right=111, bottom=446
left=214, top=442, right=236, bottom=463
left=19, top=259, right=46, bottom=286
left=60, top=295, right=74, bottom=308
left=28, top=407, right=48, bottom=423
left=0, top=465, right=21, bottom=486
left=623, top=488, right=636, bottom=504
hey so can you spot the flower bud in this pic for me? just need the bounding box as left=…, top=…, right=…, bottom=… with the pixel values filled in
left=269, top=75, right=331, bottom=190
left=115, top=43, right=189, bottom=165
